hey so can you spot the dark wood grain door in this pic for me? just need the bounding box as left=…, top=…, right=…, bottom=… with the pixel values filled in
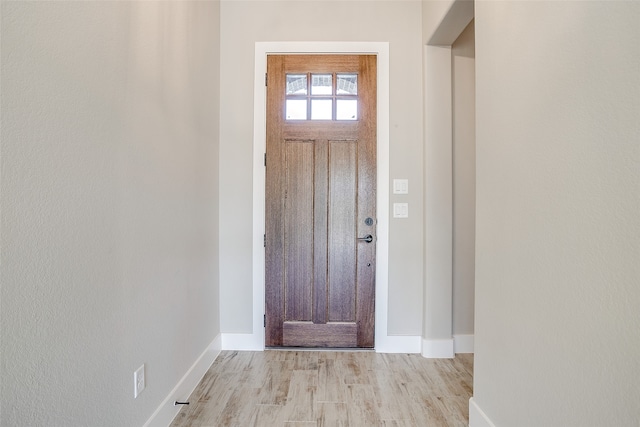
left=265, top=55, right=377, bottom=348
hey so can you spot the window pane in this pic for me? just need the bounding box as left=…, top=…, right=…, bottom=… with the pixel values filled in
left=311, top=74, right=332, bottom=95
left=336, top=99, right=358, bottom=120
left=311, top=99, right=332, bottom=120
left=286, top=99, right=307, bottom=120
left=286, top=74, right=307, bottom=95
left=337, top=74, right=357, bottom=95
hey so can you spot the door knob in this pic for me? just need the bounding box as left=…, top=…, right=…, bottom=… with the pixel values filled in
left=357, top=234, right=373, bottom=243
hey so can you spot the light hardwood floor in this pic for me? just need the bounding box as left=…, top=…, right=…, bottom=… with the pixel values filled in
left=169, top=350, right=473, bottom=427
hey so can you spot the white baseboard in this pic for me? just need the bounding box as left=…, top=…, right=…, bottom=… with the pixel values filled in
left=469, top=397, right=497, bottom=427
left=221, top=332, right=263, bottom=351
left=221, top=332, right=422, bottom=354
left=421, top=338, right=455, bottom=358
left=453, top=334, right=474, bottom=353
left=375, top=335, right=421, bottom=353
left=143, top=334, right=222, bottom=427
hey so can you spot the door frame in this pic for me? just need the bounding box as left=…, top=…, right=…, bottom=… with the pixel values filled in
left=245, top=42, right=403, bottom=352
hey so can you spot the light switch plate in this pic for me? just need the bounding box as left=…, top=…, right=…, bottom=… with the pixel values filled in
left=393, top=203, right=409, bottom=218
left=393, top=179, right=409, bottom=194
left=134, top=364, right=145, bottom=398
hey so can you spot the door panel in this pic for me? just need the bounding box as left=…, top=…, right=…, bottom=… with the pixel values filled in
left=312, top=141, right=328, bottom=325
left=266, top=55, right=377, bottom=348
left=283, top=141, right=314, bottom=321
left=283, top=322, right=356, bottom=348
left=328, top=141, right=357, bottom=322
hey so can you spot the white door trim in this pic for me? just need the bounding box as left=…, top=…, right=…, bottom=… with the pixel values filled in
left=236, top=41, right=408, bottom=352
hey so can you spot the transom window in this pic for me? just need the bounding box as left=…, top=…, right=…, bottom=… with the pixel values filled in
left=286, top=73, right=358, bottom=121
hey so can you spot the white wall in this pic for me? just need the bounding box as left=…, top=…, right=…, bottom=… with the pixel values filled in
left=421, top=0, right=474, bottom=357
left=0, top=2, right=220, bottom=426
left=472, top=1, right=640, bottom=425
left=451, top=20, right=475, bottom=336
left=219, top=1, right=424, bottom=336
left=423, top=42, right=454, bottom=349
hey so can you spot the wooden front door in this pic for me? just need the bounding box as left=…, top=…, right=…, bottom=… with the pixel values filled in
left=265, top=55, right=377, bottom=348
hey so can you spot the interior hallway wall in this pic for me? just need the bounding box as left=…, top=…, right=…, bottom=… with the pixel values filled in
left=451, top=20, right=475, bottom=337
left=219, top=1, right=425, bottom=336
left=0, top=1, right=221, bottom=425
left=421, top=0, right=474, bottom=355
left=473, top=1, right=640, bottom=425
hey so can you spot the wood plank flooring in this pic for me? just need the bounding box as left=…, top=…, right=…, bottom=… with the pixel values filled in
left=169, top=350, right=473, bottom=427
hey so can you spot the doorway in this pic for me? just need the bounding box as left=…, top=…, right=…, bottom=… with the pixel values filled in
left=264, top=54, right=377, bottom=348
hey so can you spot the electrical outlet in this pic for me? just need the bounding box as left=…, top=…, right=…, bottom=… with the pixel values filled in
left=134, top=364, right=145, bottom=398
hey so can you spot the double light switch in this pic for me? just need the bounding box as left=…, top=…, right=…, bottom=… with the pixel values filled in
left=392, top=179, right=409, bottom=218
left=393, top=179, right=409, bottom=194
